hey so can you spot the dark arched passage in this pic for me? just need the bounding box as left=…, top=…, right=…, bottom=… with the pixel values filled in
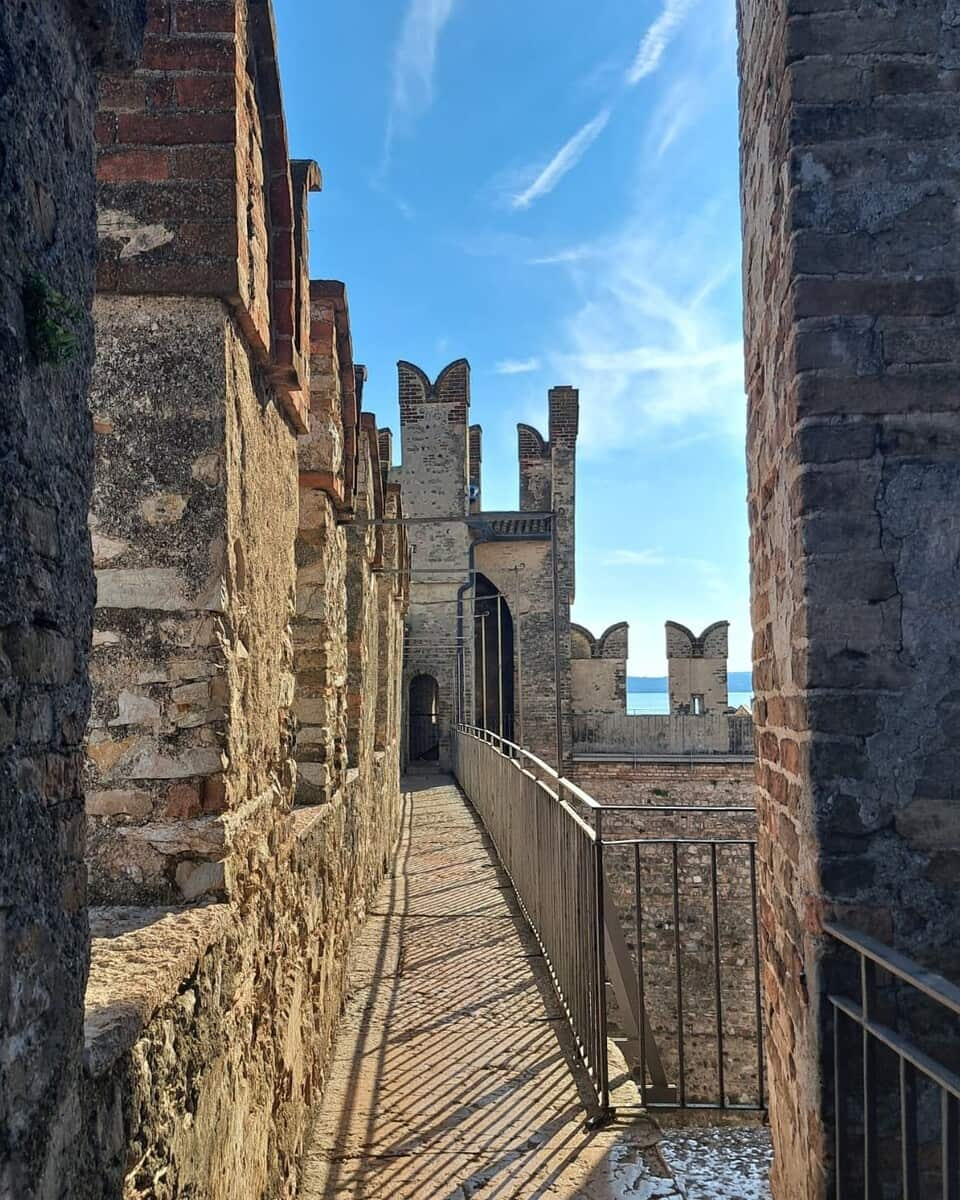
left=473, top=574, right=515, bottom=740
left=408, top=674, right=440, bottom=762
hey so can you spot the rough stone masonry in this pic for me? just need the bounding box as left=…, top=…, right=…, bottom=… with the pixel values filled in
left=0, top=3, right=144, bottom=1195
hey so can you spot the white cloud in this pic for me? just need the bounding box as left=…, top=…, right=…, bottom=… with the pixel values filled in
left=382, top=0, right=458, bottom=171
left=494, top=357, right=541, bottom=375
left=627, top=0, right=697, bottom=85
left=510, top=108, right=611, bottom=210
left=526, top=244, right=594, bottom=266
left=605, top=548, right=667, bottom=566
left=538, top=201, right=745, bottom=453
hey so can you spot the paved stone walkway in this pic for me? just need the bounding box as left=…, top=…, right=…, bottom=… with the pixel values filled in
left=298, top=773, right=681, bottom=1199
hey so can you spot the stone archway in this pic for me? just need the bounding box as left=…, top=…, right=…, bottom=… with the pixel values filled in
left=408, top=674, right=440, bottom=762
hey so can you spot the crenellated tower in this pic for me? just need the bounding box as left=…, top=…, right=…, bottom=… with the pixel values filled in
left=397, top=359, right=472, bottom=767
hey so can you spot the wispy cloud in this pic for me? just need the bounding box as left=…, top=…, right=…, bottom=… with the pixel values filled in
left=605, top=548, right=667, bottom=567
left=536, top=199, right=744, bottom=452
left=381, top=0, right=458, bottom=173
left=494, top=357, right=541, bottom=375
left=526, top=244, right=594, bottom=267
left=627, top=0, right=697, bottom=85
left=510, top=108, right=611, bottom=210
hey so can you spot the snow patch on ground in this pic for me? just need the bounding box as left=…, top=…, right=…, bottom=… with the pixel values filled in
left=659, top=1126, right=772, bottom=1200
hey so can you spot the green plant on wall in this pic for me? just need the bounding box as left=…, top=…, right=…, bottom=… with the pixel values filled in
left=23, top=273, right=83, bottom=365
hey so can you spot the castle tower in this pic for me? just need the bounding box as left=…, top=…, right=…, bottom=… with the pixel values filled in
left=665, top=621, right=729, bottom=715
left=397, top=359, right=472, bottom=767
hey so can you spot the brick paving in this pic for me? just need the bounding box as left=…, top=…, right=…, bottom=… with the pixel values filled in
left=298, top=773, right=679, bottom=1199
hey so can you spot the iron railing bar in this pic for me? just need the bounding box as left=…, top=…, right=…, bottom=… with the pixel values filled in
left=900, top=1057, right=920, bottom=1200
left=829, top=997, right=960, bottom=1101
left=604, top=837, right=758, bottom=848
left=634, top=843, right=648, bottom=1108
left=672, top=842, right=686, bottom=1106
left=835, top=1005, right=846, bottom=1200
left=824, top=921, right=960, bottom=1019
left=862, top=956, right=879, bottom=1199
left=594, top=809, right=610, bottom=1111
left=750, top=844, right=765, bottom=1110
left=944, top=1092, right=959, bottom=1200
left=590, top=805, right=757, bottom=814
left=556, top=775, right=603, bottom=810
left=710, top=843, right=726, bottom=1108
left=643, top=1101, right=766, bottom=1112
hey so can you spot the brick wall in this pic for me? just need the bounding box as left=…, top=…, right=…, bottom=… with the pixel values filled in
left=739, top=2, right=960, bottom=1195
left=469, top=423, right=482, bottom=513
left=518, top=423, right=551, bottom=511
left=569, top=757, right=755, bottom=810
left=293, top=282, right=351, bottom=804
left=95, top=0, right=309, bottom=430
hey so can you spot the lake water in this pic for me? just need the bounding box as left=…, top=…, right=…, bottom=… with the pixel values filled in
left=627, top=691, right=754, bottom=715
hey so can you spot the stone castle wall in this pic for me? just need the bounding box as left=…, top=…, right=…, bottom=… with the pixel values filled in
left=72, top=4, right=409, bottom=1196
left=572, top=712, right=755, bottom=756
left=569, top=756, right=755, bottom=810
left=665, top=621, right=729, bottom=715
left=740, top=2, right=960, bottom=1194
left=87, top=294, right=301, bottom=905
left=398, top=360, right=472, bottom=768
left=474, top=539, right=560, bottom=764
left=570, top=622, right=628, bottom=717
left=0, top=2, right=144, bottom=1194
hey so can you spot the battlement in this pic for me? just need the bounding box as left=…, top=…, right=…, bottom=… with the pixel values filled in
left=570, top=621, right=629, bottom=660
left=397, top=358, right=470, bottom=418
left=665, top=620, right=729, bottom=659
left=665, top=620, right=729, bottom=714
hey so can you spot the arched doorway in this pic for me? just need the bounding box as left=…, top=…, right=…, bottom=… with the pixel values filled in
left=473, top=574, right=515, bottom=740
left=408, top=674, right=440, bottom=762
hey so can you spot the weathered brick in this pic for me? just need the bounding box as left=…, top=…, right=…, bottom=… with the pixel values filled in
left=116, top=111, right=235, bottom=145
left=140, top=35, right=234, bottom=72
left=174, top=1, right=235, bottom=33
left=97, top=148, right=171, bottom=181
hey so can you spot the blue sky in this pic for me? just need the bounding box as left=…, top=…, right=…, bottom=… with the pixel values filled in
left=275, top=0, right=749, bottom=675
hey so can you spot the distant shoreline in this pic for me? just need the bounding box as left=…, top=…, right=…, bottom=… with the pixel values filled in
left=627, top=690, right=754, bottom=716
left=628, top=672, right=752, bottom=694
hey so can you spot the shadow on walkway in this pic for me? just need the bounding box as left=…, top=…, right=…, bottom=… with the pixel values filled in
left=297, top=773, right=679, bottom=1199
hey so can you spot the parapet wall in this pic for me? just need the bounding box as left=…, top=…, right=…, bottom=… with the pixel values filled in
left=88, top=294, right=300, bottom=905
left=572, top=712, right=755, bottom=757
left=74, top=4, right=409, bottom=1194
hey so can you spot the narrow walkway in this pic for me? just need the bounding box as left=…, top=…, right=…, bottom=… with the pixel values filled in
left=298, top=773, right=679, bottom=1199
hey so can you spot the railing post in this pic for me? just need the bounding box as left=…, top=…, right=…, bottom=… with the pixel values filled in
left=592, top=806, right=611, bottom=1121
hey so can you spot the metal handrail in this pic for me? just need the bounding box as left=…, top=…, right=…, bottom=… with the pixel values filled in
left=825, top=921, right=960, bottom=1197
left=458, top=725, right=755, bottom=816
left=824, top=921, right=960, bottom=1018
left=453, top=723, right=766, bottom=1115
left=452, top=722, right=610, bottom=1113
